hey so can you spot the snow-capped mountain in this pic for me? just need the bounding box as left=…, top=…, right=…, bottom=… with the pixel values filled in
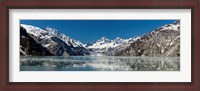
left=20, top=24, right=89, bottom=56
left=115, top=20, right=180, bottom=57
left=113, top=37, right=126, bottom=44
left=20, top=20, right=180, bottom=57
left=21, top=24, right=84, bottom=48
left=88, top=37, right=118, bottom=49
left=20, top=26, right=53, bottom=56
left=157, top=20, right=180, bottom=31
left=45, top=27, right=84, bottom=47
left=86, top=36, right=139, bottom=56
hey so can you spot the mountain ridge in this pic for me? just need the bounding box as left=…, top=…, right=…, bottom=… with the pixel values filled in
left=20, top=20, right=180, bottom=57
left=20, top=24, right=89, bottom=56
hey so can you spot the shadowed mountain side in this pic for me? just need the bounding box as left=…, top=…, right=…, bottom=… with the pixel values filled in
left=20, top=26, right=53, bottom=56
left=20, top=25, right=89, bottom=56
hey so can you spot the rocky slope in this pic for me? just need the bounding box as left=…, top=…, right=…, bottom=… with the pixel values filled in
left=115, top=21, right=180, bottom=57
left=20, top=26, right=53, bottom=56
left=20, top=24, right=89, bottom=56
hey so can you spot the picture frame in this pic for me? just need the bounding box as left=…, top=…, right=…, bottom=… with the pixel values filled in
left=1, top=0, right=199, bottom=91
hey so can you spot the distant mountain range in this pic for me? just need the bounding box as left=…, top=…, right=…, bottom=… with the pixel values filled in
left=20, top=20, right=180, bottom=57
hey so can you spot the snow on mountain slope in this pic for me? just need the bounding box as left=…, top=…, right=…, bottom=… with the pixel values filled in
left=87, top=36, right=141, bottom=49
left=156, top=20, right=180, bottom=31
left=21, top=24, right=47, bottom=37
left=45, top=27, right=84, bottom=47
left=88, top=20, right=180, bottom=56
left=115, top=20, right=180, bottom=57
left=87, top=37, right=125, bottom=49
left=87, top=36, right=140, bottom=56
left=20, top=26, right=53, bottom=56
left=88, top=37, right=114, bottom=49
left=20, top=24, right=88, bottom=56
left=20, top=24, right=84, bottom=48
left=20, top=24, right=56, bottom=48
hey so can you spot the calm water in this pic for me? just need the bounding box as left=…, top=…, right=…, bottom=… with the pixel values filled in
left=20, top=56, right=180, bottom=71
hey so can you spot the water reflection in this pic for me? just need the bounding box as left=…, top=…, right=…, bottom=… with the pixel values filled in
left=20, top=56, right=180, bottom=71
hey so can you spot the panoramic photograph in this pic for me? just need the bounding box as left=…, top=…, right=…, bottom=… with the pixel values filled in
left=20, top=20, right=180, bottom=71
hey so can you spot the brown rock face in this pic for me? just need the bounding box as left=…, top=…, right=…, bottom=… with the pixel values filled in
left=115, top=21, right=180, bottom=57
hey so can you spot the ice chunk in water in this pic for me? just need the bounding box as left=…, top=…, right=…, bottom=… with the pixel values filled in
left=20, top=56, right=180, bottom=71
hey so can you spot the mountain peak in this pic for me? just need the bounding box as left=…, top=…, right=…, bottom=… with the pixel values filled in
left=173, top=20, right=180, bottom=25
left=115, top=37, right=122, bottom=40
left=101, top=37, right=109, bottom=40
left=46, top=26, right=55, bottom=30
left=20, top=24, right=46, bottom=37
left=156, top=20, right=180, bottom=31
left=113, top=37, right=125, bottom=44
left=21, top=24, right=85, bottom=48
left=97, top=37, right=110, bottom=43
left=45, top=27, right=60, bottom=35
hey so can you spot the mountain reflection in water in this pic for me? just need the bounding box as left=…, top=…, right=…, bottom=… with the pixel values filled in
left=20, top=56, right=180, bottom=71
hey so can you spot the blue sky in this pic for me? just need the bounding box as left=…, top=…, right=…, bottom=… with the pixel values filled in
left=20, top=20, right=177, bottom=43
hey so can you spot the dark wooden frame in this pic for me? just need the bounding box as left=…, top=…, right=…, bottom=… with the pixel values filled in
left=0, top=0, right=199, bottom=91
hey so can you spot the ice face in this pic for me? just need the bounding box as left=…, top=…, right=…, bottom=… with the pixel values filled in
left=20, top=56, right=180, bottom=71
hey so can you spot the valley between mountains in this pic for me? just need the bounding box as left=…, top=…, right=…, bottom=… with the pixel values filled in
left=20, top=20, right=180, bottom=57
